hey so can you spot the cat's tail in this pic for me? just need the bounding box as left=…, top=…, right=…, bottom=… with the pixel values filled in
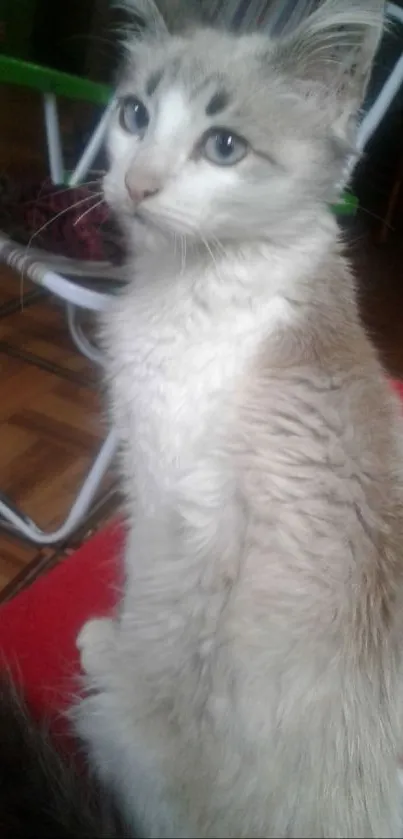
left=0, top=673, right=132, bottom=838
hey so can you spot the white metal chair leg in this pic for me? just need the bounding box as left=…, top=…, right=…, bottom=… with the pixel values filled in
left=0, top=235, right=118, bottom=545
left=342, top=3, right=403, bottom=183
left=66, top=302, right=105, bottom=365
left=43, top=92, right=64, bottom=185
left=0, top=428, right=119, bottom=545
left=0, top=87, right=119, bottom=547
left=68, top=98, right=117, bottom=187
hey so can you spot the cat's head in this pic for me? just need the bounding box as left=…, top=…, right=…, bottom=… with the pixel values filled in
left=104, top=0, right=384, bottom=247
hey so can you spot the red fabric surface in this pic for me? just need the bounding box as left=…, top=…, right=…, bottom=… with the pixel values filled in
left=392, top=379, right=403, bottom=401
left=0, top=522, right=124, bottom=721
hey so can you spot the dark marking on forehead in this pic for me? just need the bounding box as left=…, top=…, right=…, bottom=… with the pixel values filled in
left=206, top=89, right=230, bottom=116
left=146, top=69, right=163, bottom=97
left=190, top=72, right=225, bottom=99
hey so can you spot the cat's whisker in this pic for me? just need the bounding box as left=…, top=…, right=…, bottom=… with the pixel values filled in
left=22, top=181, right=104, bottom=238
left=356, top=203, right=393, bottom=228
left=143, top=208, right=196, bottom=240
left=202, top=238, right=223, bottom=280
left=147, top=209, right=227, bottom=271
left=177, top=232, right=182, bottom=272
left=73, top=197, right=105, bottom=228
left=26, top=193, right=103, bottom=252
left=180, top=234, right=187, bottom=275
left=19, top=183, right=95, bottom=306
left=19, top=192, right=104, bottom=309
left=209, top=235, right=228, bottom=260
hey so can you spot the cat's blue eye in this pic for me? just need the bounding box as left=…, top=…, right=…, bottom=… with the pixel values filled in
left=119, top=96, right=150, bottom=135
left=202, top=129, right=248, bottom=166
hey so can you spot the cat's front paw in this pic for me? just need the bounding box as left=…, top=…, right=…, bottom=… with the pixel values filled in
left=77, top=617, right=116, bottom=677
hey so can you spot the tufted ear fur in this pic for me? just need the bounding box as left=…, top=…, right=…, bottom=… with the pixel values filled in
left=272, top=0, right=385, bottom=142
left=113, top=0, right=204, bottom=37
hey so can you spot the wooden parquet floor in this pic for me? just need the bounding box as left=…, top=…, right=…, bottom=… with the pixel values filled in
left=0, top=265, right=119, bottom=601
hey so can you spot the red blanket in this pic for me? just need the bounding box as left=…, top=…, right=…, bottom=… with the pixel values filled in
left=0, top=522, right=124, bottom=721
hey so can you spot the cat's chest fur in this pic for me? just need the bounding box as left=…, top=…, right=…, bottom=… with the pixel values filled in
left=103, top=261, right=293, bottom=502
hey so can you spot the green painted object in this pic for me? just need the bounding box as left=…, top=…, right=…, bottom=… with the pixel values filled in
left=331, top=190, right=358, bottom=216
left=0, top=53, right=110, bottom=105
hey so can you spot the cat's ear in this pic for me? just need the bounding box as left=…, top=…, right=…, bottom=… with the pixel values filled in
left=112, top=0, right=169, bottom=39
left=273, top=1, right=385, bottom=139
left=113, top=0, right=203, bottom=37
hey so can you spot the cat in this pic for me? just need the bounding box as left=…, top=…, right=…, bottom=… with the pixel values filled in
left=0, top=674, right=131, bottom=838
left=74, top=1, right=403, bottom=836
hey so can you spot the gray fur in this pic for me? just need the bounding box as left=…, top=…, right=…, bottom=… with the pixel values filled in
left=75, top=3, right=403, bottom=837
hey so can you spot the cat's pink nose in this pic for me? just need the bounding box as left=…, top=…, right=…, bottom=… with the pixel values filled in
left=124, top=174, right=160, bottom=205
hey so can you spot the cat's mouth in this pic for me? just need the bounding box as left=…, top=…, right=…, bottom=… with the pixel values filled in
left=131, top=204, right=156, bottom=223
left=120, top=204, right=155, bottom=229
left=132, top=207, right=170, bottom=235
left=132, top=210, right=150, bottom=227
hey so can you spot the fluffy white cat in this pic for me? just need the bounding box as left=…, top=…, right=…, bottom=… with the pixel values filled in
left=75, top=2, right=403, bottom=836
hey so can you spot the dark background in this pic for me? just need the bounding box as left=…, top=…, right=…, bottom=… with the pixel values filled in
left=0, top=0, right=115, bottom=80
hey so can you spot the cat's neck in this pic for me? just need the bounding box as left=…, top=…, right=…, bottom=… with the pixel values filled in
left=110, top=212, right=352, bottom=511
left=128, top=211, right=340, bottom=314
